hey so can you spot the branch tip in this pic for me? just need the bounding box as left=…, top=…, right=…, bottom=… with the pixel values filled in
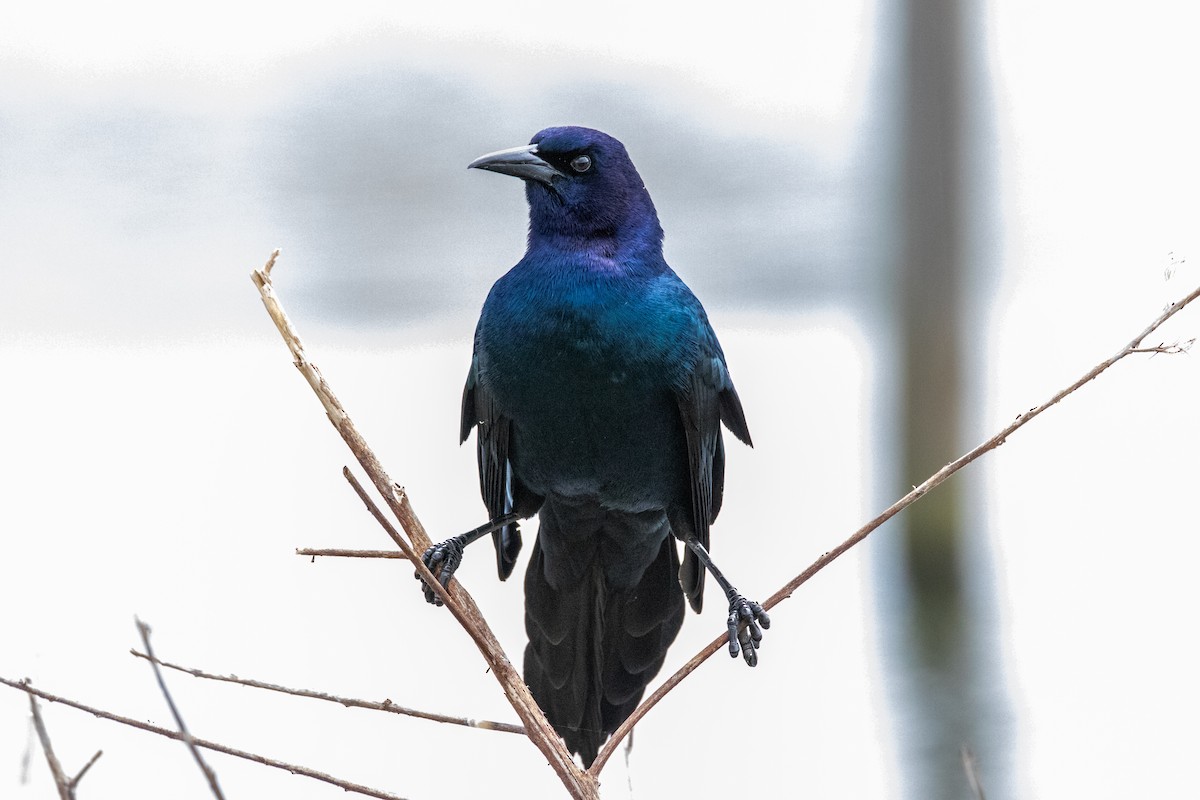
left=136, top=618, right=227, bottom=800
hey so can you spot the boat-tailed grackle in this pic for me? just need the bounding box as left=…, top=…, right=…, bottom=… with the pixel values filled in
left=418, top=126, right=769, bottom=766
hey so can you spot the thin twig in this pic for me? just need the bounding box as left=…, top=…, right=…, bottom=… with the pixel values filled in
left=129, top=649, right=524, bottom=735
left=27, top=692, right=74, bottom=800
left=251, top=252, right=595, bottom=798
left=70, top=750, right=104, bottom=790
left=1, top=676, right=408, bottom=800
left=341, top=467, right=479, bottom=615
left=589, top=279, right=1200, bottom=773
left=340, top=469, right=418, bottom=562
left=298, top=548, right=405, bottom=559
left=136, top=618, right=226, bottom=800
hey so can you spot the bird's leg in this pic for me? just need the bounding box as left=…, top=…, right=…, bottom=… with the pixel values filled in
left=684, top=536, right=771, bottom=667
left=417, top=512, right=520, bottom=606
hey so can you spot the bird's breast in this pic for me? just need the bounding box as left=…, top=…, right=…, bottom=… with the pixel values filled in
left=477, top=277, right=690, bottom=509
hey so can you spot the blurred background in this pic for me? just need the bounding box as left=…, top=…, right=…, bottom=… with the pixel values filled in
left=2, top=1, right=1198, bottom=798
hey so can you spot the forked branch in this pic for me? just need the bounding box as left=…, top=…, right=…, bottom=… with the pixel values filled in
left=27, top=692, right=77, bottom=800
left=136, top=618, right=226, bottom=799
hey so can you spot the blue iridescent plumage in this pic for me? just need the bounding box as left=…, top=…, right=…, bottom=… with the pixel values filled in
left=423, top=126, right=768, bottom=766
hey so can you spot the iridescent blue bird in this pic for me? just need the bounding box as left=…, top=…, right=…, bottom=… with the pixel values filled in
left=419, top=126, right=769, bottom=766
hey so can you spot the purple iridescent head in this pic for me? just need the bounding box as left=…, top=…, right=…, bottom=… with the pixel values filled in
left=469, top=126, right=663, bottom=251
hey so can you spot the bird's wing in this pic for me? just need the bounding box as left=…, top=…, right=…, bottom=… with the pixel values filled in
left=675, top=342, right=752, bottom=613
left=461, top=355, right=523, bottom=579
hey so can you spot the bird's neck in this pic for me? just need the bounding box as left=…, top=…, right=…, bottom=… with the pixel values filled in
left=527, top=187, right=665, bottom=264
left=528, top=228, right=661, bottom=265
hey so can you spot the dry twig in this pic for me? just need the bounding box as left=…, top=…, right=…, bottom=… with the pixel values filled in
left=27, top=692, right=76, bottom=800
left=135, top=618, right=226, bottom=800
left=297, top=548, right=404, bottom=559
left=69, top=750, right=104, bottom=791
left=129, top=649, right=524, bottom=735
left=1, top=677, right=408, bottom=800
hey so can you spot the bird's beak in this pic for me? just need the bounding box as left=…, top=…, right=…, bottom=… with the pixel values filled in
left=468, top=144, right=562, bottom=186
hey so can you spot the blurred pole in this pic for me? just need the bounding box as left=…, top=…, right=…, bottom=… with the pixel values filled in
left=894, top=0, right=979, bottom=797
left=900, top=0, right=965, bottom=602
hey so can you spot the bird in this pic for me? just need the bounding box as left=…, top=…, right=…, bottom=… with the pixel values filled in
left=417, top=126, right=769, bottom=767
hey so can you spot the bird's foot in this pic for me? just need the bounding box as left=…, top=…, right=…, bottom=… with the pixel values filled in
left=725, top=593, right=770, bottom=667
left=415, top=535, right=468, bottom=606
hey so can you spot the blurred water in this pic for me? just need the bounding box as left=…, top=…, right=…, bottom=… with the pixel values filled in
left=0, top=56, right=871, bottom=346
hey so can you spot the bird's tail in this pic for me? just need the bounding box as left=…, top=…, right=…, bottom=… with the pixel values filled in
left=523, top=515, right=685, bottom=767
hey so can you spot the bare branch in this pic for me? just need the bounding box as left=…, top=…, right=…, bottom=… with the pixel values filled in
left=129, top=649, right=524, bottom=735
left=27, top=692, right=74, bottom=800
left=250, top=253, right=596, bottom=798
left=70, top=750, right=104, bottom=790
left=297, top=548, right=405, bottom=559
left=136, top=618, right=227, bottom=800
left=589, top=279, right=1200, bottom=773
left=1, top=676, right=409, bottom=800
left=1130, top=337, right=1194, bottom=355
left=339, top=468, right=419, bottom=563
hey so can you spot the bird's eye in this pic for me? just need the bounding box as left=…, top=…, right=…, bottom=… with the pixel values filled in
left=570, top=154, right=592, bottom=173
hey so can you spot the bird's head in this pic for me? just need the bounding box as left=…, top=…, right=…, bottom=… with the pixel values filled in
left=468, top=126, right=663, bottom=254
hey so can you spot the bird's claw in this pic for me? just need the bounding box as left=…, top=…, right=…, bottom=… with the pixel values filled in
left=725, top=594, right=770, bottom=667
left=415, top=536, right=466, bottom=606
